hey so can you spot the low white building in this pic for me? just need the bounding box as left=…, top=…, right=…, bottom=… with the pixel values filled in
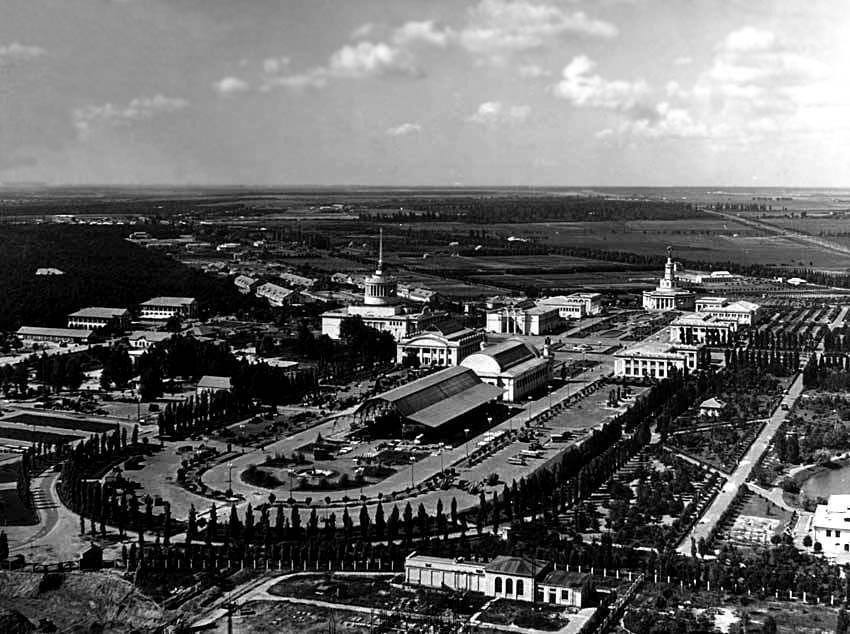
left=485, top=305, right=561, bottom=336
left=695, top=297, right=760, bottom=326
left=404, top=553, right=591, bottom=608
left=139, top=296, right=197, bottom=320
left=536, top=293, right=603, bottom=319
left=669, top=312, right=737, bottom=346
left=67, top=307, right=130, bottom=331
left=614, top=341, right=707, bottom=379
left=255, top=282, right=297, bottom=307
left=461, top=339, right=552, bottom=402
left=404, top=554, right=487, bottom=593
left=698, top=397, right=726, bottom=418
left=128, top=330, right=174, bottom=349
left=234, top=275, right=259, bottom=294
left=812, top=495, right=850, bottom=556
left=396, top=323, right=484, bottom=367
left=196, top=375, right=232, bottom=394
left=16, top=326, right=94, bottom=344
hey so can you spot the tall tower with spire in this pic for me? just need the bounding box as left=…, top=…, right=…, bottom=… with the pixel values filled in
left=363, top=228, right=398, bottom=306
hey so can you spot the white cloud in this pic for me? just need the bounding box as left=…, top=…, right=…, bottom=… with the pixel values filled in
left=599, top=102, right=708, bottom=140
left=673, top=56, right=693, bottom=66
left=519, top=64, right=552, bottom=78
left=73, top=94, right=188, bottom=138
left=260, top=68, right=328, bottom=91
left=0, top=42, right=46, bottom=61
left=468, top=101, right=531, bottom=125
left=213, top=76, right=250, bottom=95
left=552, top=55, right=649, bottom=112
left=386, top=122, right=423, bottom=136
left=393, top=20, right=453, bottom=48
left=329, top=41, right=421, bottom=78
left=262, top=56, right=291, bottom=74
left=460, top=0, right=617, bottom=61
left=351, top=23, right=376, bottom=39
left=722, top=26, right=776, bottom=53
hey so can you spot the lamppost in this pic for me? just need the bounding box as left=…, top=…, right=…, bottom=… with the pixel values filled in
left=409, top=456, right=416, bottom=489
left=287, top=468, right=295, bottom=499
left=439, top=448, right=445, bottom=476
left=463, top=428, right=470, bottom=462
left=547, top=383, right=553, bottom=412
left=226, top=462, right=234, bottom=497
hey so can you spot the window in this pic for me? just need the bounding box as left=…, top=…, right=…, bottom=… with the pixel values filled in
left=505, top=578, right=513, bottom=594
left=516, top=580, right=524, bottom=596
left=561, top=589, right=568, bottom=602
left=827, top=530, right=832, bottom=537
left=494, top=577, right=502, bottom=593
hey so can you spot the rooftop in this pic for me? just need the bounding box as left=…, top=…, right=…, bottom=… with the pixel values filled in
left=615, top=340, right=701, bottom=359
left=129, top=330, right=173, bottom=342
left=68, top=307, right=129, bottom=319
left=540, top=570, right=590, bottom=589
left=17, top=326, right=93, bottom=338
left=141, top=296, right=196, bottom=306
left=468, top=339, right=537, bottom=372
left=197, top=375, right=232, bottom=390
left=700, top=397, right=726, bottom=410
left=359, top=366, right=503, bottom=429
left=485, top=556, right=550, bottom=578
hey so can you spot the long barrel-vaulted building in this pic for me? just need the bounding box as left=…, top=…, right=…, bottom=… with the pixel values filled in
left=354, top=366, right=504, bottom=435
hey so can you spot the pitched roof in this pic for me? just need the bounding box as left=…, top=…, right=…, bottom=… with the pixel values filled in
left=197, top=375, right=232, bottom=390
left=141, top=296, right=195, bottom=306
left=17, top=326, right=93, bottom=339
left=360, top=366, right=503, bottom=429
left=478, top=340, right=536, bottom=371
left=540, top=570, right=590, bottom=588
left=485, top=556, right=550, bottom=578
left=700, top=397, right=726, bottom=409
left=68, top=307, right=129, bottom=319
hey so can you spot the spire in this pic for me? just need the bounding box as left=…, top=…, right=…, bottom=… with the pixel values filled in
left=377, top=228, right=384, bottom=273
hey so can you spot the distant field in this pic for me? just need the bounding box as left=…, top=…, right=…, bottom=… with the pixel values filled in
left=4, top=413, right=116, bottom=434
left=395, top=253, right=638, bottom=275
left=0, top=426, right=81, bottom=445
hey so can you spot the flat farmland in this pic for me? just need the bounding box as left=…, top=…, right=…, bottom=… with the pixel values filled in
left=4, top=413, right=116, bottom=434
left=395, top=253, right=637, bottom=275
left=0, top=426, right=81, bottom=445
left=468, top=270, right=650, bottom=291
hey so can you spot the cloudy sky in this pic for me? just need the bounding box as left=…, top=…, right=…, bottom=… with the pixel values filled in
left=2, top=0, right=850, bottom=186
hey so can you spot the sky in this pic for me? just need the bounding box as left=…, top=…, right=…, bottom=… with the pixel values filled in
left=2, top=0, right=850, bottom=187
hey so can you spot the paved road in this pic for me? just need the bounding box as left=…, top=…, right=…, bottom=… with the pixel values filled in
left=676, top=371, right=805, bottom=554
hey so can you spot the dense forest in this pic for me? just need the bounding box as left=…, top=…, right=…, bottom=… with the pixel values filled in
left=0, top=225, right=251, bottom=330
left=358, top=196, right=699, bottom=223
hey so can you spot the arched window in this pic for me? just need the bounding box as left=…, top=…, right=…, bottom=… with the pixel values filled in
left=517, top=579, right=524, bottom=596
left=494, top=577, right=502, bottom=593
left=505, top=578, right=513, bottom=595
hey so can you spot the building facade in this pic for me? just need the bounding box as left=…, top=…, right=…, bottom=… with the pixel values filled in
left=642, top=247, right=696, bottom=311
left=536, top=293, right=603, bottom=319
left=16, top=326, right=94, bottom=344
left=695, top=297, right=760, bottom=326
left=461, top=339, right=552, bottom=402
left=321, top=231, right=441, bottom=341
left=396, top=324, right=484, bottom=366
left=404, top=553, right=591, bottom=608
left=139, top=297, right=197, bottom=320
left=614, top=341, right=707, bottom=379
left=812, top=495, right=850, bottom=556
left=255, top=282, right=297, bottom=307
left=485, top=305, right=561, bottom=336
left=669, top=313, right=738, bottom=345
left=67, top=307, right=130, bottom=331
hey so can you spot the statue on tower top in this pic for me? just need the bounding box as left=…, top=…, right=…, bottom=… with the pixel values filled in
left=666, top=245, right=672, bottom=260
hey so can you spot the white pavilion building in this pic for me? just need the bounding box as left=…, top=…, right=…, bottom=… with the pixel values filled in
left=642, top=247, right=695, bottom=312
left=321, top=230, right=441, bottom=340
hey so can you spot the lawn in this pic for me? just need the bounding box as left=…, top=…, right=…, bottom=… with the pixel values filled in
left=477, top=599, right=572, bottom=631
left=3, top=413, right=117, bottom=434
left=0, top=426, right=81, bottom=446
